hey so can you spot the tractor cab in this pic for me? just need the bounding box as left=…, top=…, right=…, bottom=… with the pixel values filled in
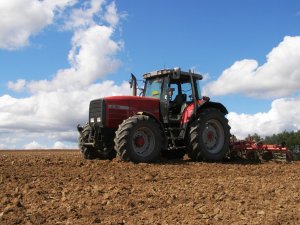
left=141, top=68, right=203, bottom=125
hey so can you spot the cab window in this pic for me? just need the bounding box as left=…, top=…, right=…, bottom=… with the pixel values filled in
left=144, top=77, right=163, bottom=99
left=181, top=82, right=192, bottom=101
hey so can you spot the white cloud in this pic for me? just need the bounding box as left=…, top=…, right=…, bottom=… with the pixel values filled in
left=0, top=0, right=75, bottom=50
left=0, top=134, right=20, bottom=150
left=23, top=25, right=122, bottom=93
left=228, top=97, right=300, bottom=139
left=1, top=82, right=130, bottom=148
left=24, top=141, right=46, bottom=150
left=204, top=36, right=300, bottom=98
left=52, top=141, right=76, bottom=149
left=7, top=79, right=26, bottom=92
left=8, top=1, right=122, bottom=94
left=104, top=2, right=119, bottom=27
left=0, top=1, right=131, bottom=149
left=203, top=36, right=300, bottom=138
left=63, top=0, right=105, bottom=30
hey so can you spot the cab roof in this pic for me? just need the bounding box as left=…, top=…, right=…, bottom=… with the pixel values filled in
left=143, top=67, right=203, bottom=80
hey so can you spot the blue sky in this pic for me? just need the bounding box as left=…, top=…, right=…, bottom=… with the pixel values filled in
left=0, top=0, right=300, bottom=149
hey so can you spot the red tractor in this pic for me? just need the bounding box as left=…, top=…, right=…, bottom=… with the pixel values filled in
left=77, top=68, right=230, bottom=162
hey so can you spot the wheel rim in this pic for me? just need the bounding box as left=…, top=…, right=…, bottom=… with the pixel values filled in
left=202, top=119, right=225, bottom=154
left=132, top=127, right=155, bottom=157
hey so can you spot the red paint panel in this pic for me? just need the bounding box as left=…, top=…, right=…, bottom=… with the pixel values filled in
left=104, top=96, right=160, bottom=128
left=129, top=98, right=160, bottom=120
left=104, top=97, right=129, bottom=128
left=180, top=100, right=206, bottom=124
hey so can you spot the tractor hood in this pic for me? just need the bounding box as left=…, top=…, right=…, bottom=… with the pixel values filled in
left=105, top=95, right=159, bottom=102
left=103, top=96, right=160, bottom=128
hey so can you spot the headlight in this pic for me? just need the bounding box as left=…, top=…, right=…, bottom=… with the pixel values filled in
left=96, top=117, right=101, bottom=122
left=90, top=118, right=95, bottom=123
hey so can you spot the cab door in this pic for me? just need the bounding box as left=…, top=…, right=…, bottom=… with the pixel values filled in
left=159, top=76, right=170, bottom=124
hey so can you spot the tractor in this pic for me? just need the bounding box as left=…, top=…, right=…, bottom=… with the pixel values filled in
left=77, top=67, right=230, bottom=162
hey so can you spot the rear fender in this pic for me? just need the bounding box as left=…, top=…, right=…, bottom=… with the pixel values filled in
left=180, top=100, right=228, bottom=125
left=199, top=101, right=228, bottom=115
left=181, top=101, right=228, bottom=141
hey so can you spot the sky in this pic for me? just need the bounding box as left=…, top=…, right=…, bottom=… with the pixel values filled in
left=1, top=0, right=300, bottom=149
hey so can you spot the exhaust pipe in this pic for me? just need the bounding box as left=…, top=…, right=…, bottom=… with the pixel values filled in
left=130, top=73, right=137, bottom=96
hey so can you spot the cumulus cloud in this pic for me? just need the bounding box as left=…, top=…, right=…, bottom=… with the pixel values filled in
left=228, top=97, right=300, bottom=139
left=0, top=1, right=131, bottom=149
left=204, top=36, right=300, bottom=99
left=7, top=1, right=122, bottom=94
left=103, top=2, right=119, bottom=27
left=63, top=0, right=104, bottom=30
left=52, top=141, right=76, bottom=149
left=203, top=36, right=300, bottom=139
left=24, top=140, right=76, bottom=150
left=0, top=0, right=75, bottom=50
left=7, top=79, right=26, bottom=92
left=1, top=82, right=130, bottom=131
left=24, top=141, right=47, bottom=150
left=24, top=25, right=122, bottom=93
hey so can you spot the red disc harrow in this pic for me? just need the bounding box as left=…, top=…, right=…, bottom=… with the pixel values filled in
left=229, top=136, right=293, bottom=162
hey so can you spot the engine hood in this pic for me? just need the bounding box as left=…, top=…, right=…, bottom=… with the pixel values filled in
left=104, top=95, right=160, bottom=102
left=103, top=95, right=160, bottom=128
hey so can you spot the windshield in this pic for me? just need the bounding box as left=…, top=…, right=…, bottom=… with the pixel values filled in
left=144, top=77, right=163, bottom=99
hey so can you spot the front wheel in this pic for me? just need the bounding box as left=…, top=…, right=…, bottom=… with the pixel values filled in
left=78, top=123, right=116, bottom=160
left=187, top=108, right=230, bottom=162
left=114, top=115, right=163, bottom=163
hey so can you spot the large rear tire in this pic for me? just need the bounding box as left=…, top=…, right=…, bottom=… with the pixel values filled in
left=114, top=115, right=162, bottom=163
left=187, top=108, right=230, bottom=162
left=78, top=123, right=116, bottom=160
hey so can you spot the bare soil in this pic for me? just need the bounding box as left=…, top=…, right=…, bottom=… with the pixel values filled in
left=0, top=150, right=299, bottom=225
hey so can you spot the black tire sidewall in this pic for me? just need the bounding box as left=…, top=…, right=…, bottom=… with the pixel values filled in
left=194, top=108, right=230, bottom=161
left=79, top=123, right=116, bottom=160
left=127, top=116, right=162, bottom=162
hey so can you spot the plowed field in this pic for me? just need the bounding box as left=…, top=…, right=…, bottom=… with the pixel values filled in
left=0, top=150, right=299, bottom=224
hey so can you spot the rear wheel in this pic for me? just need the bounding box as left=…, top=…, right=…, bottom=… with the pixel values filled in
left=114, top=115, right=162, bottom=163
left=187, top=108, right=230, bottom=162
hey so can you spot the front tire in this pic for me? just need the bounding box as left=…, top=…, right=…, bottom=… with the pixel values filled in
left=78, top=123, right=116, bottom=160
left=187, top=108, right=230, bottom=162
left=114, top=115, right=162, bottom=163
